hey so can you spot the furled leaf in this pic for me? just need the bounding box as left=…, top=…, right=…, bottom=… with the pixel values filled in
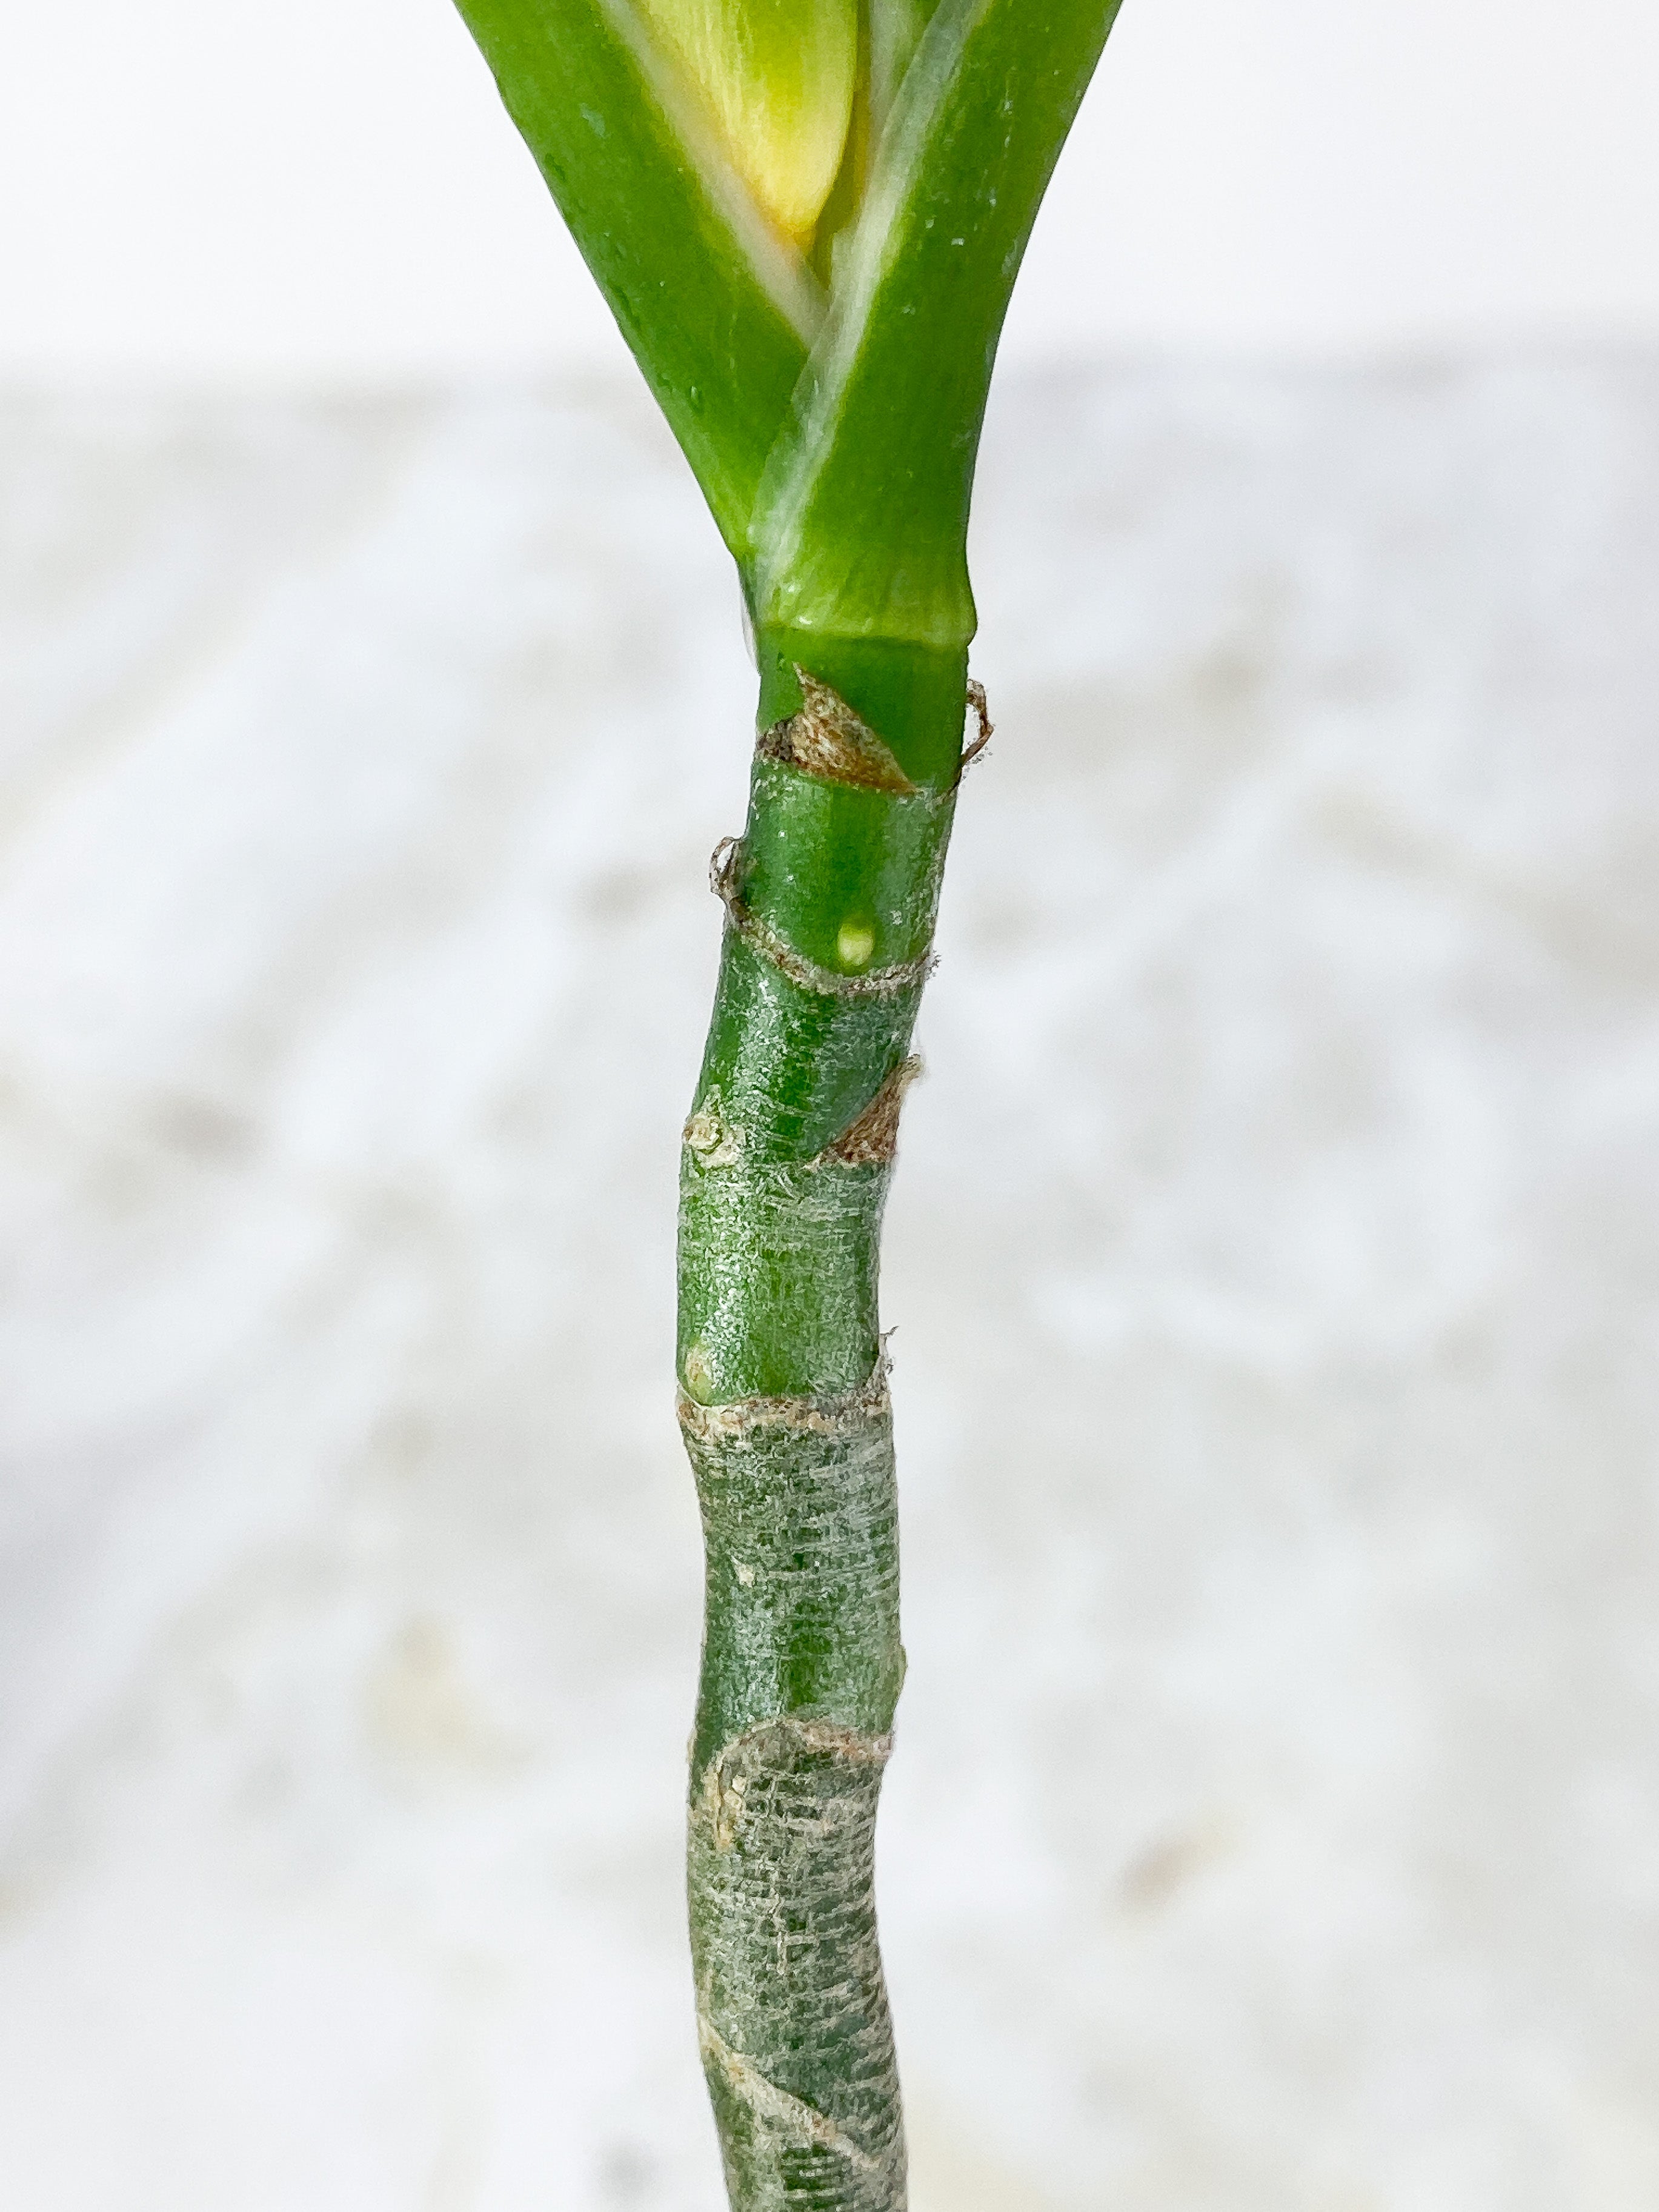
left=634, top=0, right=862, bottom=248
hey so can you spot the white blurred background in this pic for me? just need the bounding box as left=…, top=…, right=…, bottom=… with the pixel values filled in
left=3, top=7, right=1659, bottom=2211
left=2, top=0, right=1658, bottom=377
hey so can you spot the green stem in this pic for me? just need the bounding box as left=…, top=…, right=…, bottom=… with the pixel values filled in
left=677, top=637, right=973, bottom=2208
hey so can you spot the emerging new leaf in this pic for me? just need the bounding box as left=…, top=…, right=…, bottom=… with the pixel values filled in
left=633, top=0, right=860, bottom=249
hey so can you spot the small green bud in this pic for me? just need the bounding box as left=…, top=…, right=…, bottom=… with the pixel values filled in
left=636, top=0, right=860, bottom=248
left=682, top=1341, right=717, bottom=1402
left=836, top=918, right=876, bottom=969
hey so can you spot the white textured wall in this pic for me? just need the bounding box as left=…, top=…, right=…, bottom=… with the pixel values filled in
left=1, top=358, right=1656, bottom=2208
left=2, top=0, right=1658, bottom=379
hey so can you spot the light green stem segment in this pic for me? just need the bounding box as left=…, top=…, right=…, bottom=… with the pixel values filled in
left=677, top=644, right=976, bottom=2208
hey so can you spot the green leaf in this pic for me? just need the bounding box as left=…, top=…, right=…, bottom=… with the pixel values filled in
left=752, top=0, right=1125, bottom=648
left=634, top=0, right=862, bottom=249
left=454, top=0, right=821, bottom=557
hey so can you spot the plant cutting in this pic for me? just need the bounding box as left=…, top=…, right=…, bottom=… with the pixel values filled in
left=451, top=1, right=1123, bottom=2202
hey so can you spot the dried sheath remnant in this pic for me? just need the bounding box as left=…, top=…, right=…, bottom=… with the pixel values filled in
left=733, top=910, right=934, bottom=1001
left=959, top=679, right=993, bottom=780
left=678, top=1360, right=891, bottom=1447
left=711, top=835, right=936, bottom=1001
left=684, top=1092, right=745, bottom=1169
left=698, top=2016, right=886, bottom=2177
left=699, top=1715, right=893, bottom=1852
left=818, top=1057, right=921, bottom=1167
left=757, top=668, right=919, bottom=794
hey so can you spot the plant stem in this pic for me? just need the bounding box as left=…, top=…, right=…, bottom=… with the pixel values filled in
left=677, top=637, right=973, bottom=2208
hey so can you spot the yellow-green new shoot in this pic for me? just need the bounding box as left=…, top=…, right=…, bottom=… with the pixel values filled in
left=635, top=0, right=860, bottom=248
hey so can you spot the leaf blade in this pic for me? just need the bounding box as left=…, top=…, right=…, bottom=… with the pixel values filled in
left=753, top=0, right=1126, bottom=645
left=454, top=0, right=819, bottom=556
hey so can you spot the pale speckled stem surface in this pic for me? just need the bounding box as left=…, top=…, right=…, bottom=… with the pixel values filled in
left=681, top=1385, right=905, bottom=2210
